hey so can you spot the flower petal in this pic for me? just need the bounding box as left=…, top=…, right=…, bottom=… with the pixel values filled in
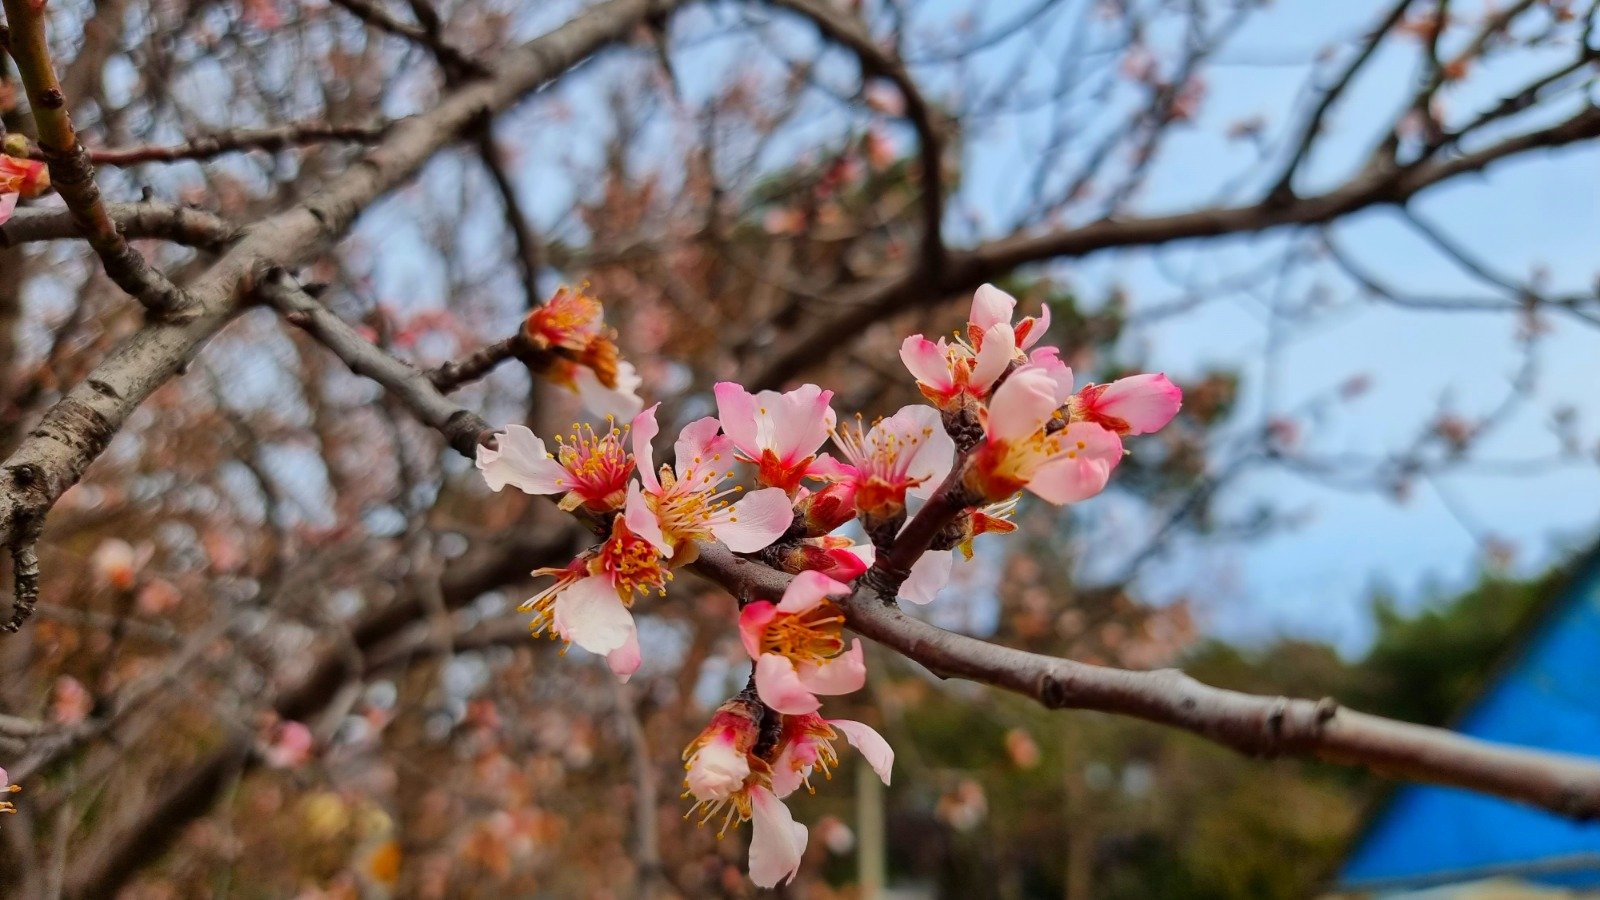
left=796, top=640, right=866, bottom=697
left=770, top=743, right=805, bottom=799
left=0, top=192, right=17, bottom=227
left=986, top=365, right=1064, bottom=444
left=1097, top=373, right=1183, bottom=435
left=970, top=322, right=1015, bottom=393
left=476, top=425, right=568, bottom=494
left=771, top=384, right=834, bottom=462
left=1026, top=423, right=1122, bottom=505
left=901, top=549, right=952, bottom=605
left=830, top=719, right=894, bottom=786
left=624, top=481, right=673, bottom=557
left=748, top=787, right=808, bottom=889
left=755, top=653, right=821, bottom=715
left=777, top=568, right=851, bottom=613
left=606, top=629, right=642, bottom=683
left=552, top=575, right=634, bottom=656
left=899, top=335, right=953, bottom=391
left=713, top=382, right=760, bottom=458
left=891, top=405, right=956, bottom=500
left=632, top=404, right=662, bottom=493
left=737, top=601, right=779, bottom=660
left=713, top=487, right=793, bottom=553
left=574, top=362, right=644, bottom=421
left=970, top=283, right=1016, bottom=333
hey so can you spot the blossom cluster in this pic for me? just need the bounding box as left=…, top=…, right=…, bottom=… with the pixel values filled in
left=479, top=283, right=1181, bottom=886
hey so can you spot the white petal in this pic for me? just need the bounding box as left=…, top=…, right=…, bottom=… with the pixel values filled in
left=476, top=425, right=568, bottom=494
left=901, top=549, right=953, bottom=605
left=574, top=363, right=644, bottom=421
left=713, top=488, right=793, bottom=553
left=830, top=719, right=894, bottom=786
left=552, top=575, right=634, bottom=656
left=748, top=787, right=808, bottom=888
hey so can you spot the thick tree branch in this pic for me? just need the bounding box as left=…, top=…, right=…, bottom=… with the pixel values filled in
left=0, top=201, right=234, bottom=249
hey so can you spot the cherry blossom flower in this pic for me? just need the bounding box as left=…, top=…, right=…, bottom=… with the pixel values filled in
left=476, top=418, right=635, bottom=512
left=626, top=407, right=792, bottom=560
left=0, top=155, right=49, bottom=226
left=967, top=283, right=1051, bottom=353
left=770, top=712, right=894, bottom=798
left=738, top=571, right=865, bottom=714
left=90, top=538, right=142, bottom=590
left=682, top=695, right=809, bottom=889
left=713, top=382, right=835, bottom=493
left=967, top=363, right=1124, bottom=504
left=0, top=767, right=18, bottom=815
left=813, top=404, right=954, bottom=521
left=523, top=512, right=669, bottom=681
left=1071, top=372, right=1183, bottom=436
left=264, top=720, right=315, bottom=769
left=522, top=286, right=644, bottom=420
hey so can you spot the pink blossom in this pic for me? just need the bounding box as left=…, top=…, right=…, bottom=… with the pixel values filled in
left=771, top=712, right=894, bottom=798
left=476, top=416, right=637, bottom=512
left=739, top=572, right=864, bottom=714
left=627, top=408, right=792, bottom=559
left=968, top=283, right=1050, bottom=352
left=714, top=382, right=835, bottom=493
left=814, top=404, right=954, bottom=520
left=0, top=155, right=48, bottom=227
left=264, top=721, right=315, bottom=769
left=1072, top=372, right=1183, bottom=436
left=898, top=331, right=1012, bottom=410
left=967, top=364, right=1124, bottom=504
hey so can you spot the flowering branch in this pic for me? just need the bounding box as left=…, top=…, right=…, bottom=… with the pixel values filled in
left=0, top=0, right=192, bottom=317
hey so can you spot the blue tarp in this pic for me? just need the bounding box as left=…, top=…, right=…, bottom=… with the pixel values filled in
left=1340, top=556, right=1600, bottom=891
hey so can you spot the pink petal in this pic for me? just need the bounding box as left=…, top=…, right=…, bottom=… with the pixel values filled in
left=891, top=405, right=955, bottom=500
left=776, top=569, right=850, bottom=614
left=969, top=283, right=1016, bottom=333
left=606, top=629, right=642, bottom=682
left=1019, top=302, right=1052, bottom=350
left=574, top=363, right=644, bottom=421
left=796, top=640, right=866, bottom=697
left=552, top=574, right=634, bottom=656
left=476, top=425, right=569, bottom=494
left=713, top=382, right=761, bottom=458
left=901, top=549, right=952, bottom=605
left=738, top=601, right=779, bottom=659
left=770, top=384, right=834, bottom=462
left=829, top=719, right=894, bottom=786
left=632, top=404, right=662, bottom=493
left=1027, top=346, right=1075, bottom=398
left=1026, top=424, right=1122, bottom=505
left=713, top=487, right=793, bottom=553
left=770, top=743, right=805, bottom=799
left=986, top=365, right=1065, bottom=444
left=0, top=192, right=17, bottom=226
left=624, top=482, right=672, bottom=557
left=755, top=653, right=821, bottom=715
left=807, top=453, right=858, bottom=482
left=899, top=335, right=953, bottom=391
left=748, top=787, right=808, bottom=888
left=970, top=322, right=1015, bottom=393
left=1098, top=373, right=1183, bottom=435
left=674, top=416, right=730, bottom=472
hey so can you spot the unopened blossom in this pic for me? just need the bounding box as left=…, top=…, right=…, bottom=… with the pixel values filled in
left=967, top=363, right=1124, bottom=505
left=739, top=571, right=865, bottom=714
left=714, top=382, right=835, bottom=493
left=476, top=418, right=635, bottom=512
left=814, top=404, right=954, bottom=524
left=793, top=481, right=857, bottom=537
left=682, top=695, right=809, bottom=889
left=0, top=155, right=49, bottom=226
left=523, top=511, right=669, bottom=681
left=772, top=535, right=871, bottom=582
left=770, top=712, right=894, bottom=798
left=1070, top=372, right=1183, bottom=436
left=626, top=406, right=792, bottom=561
